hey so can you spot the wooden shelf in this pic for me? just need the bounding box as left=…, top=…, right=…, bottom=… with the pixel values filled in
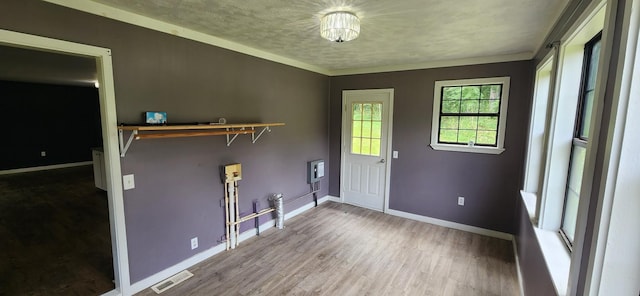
left=117, top=122, right=285, bottom=157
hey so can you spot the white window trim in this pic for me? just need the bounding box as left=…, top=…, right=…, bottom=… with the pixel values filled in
left=430, top=77, right=510, bottom=154
left=519, top=0, right=612, bottom=295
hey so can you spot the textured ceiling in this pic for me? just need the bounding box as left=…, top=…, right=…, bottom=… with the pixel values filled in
left=82, top=0, right=568, bottom=74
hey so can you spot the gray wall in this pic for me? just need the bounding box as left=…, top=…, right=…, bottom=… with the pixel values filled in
left=515, top=199, right=556, bottom=295
left=329, top=61, right=534, bottom=234
left=0, top=0, right=329, bottom=283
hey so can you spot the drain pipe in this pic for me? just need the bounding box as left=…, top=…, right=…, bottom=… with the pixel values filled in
left=270, top=193, right=285, bottom=229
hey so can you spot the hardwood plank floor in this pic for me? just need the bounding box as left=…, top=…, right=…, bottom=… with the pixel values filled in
left=136, top=202, right=519, bottom=296
left=0, top=166, right=114, bottom=295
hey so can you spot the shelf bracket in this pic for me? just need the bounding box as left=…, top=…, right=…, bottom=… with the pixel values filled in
left=226, top=127, right=245, bottom=146
left=119, top=129, right=137, bottom=157
left=252, top=126, right=271, bottom=144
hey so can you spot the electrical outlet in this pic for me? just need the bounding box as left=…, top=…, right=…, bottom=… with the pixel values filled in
left=458, top=196, right=465, bottom=206
left=40, top=151, right=46, bottom=157
left=122, top=174, right=135, bottom=190
left=392, top=151, right=398, bottom=159
left=191, top=237, right=198, bottom=250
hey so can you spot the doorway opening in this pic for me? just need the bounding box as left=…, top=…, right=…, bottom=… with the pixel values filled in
left=0, top=29, right=129, bottom=295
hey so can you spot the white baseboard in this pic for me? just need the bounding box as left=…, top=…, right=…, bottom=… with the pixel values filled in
left=385, top=209, right=514, bottom=241
left=513, top=239, right=525, bottom=296
left=0, top=161, right=93, bottom=175
left=129, top=195, right=331, bottom=295
left=327, top=195, right=341, bottom=202
left=129, top=243, right=226, bottom=294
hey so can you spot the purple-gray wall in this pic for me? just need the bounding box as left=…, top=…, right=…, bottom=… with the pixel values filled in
left=515, top=199, right=556, bottom=295
left=329, top=61, right=534, bottom=234
left=1, top=0, right=329, bottom=283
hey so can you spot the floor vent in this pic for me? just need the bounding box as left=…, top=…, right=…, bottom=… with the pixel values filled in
left=151, top=270, right=194, bottom=294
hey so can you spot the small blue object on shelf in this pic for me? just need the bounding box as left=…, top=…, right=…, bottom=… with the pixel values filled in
left=145, top=112, right=167, bottom=125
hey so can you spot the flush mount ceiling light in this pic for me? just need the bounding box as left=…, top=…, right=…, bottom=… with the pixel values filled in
left=320, top=11, right=360, bottom=43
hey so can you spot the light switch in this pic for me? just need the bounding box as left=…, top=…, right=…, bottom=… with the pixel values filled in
left=123, top=174, right=135, bottom=190
left=392, top=151, right=398, bottom=159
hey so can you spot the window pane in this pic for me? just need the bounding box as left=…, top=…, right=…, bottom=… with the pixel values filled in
left=481, top=85, right=502, bottom=100
left=362, top=121, right=372, bottom=137
left=587, top=40, right=601, bottom=90
left=439, top=129, right=458, bottom=142
left=476, top=131, right=497, bottom=145
left=579, top=91, right=594, bottom=139
left=361, top=138, right=371, bottom=155
left=478, top=116, right=498, bottom=130
left=441, top=100, right=461, bottom=113
left=443, top=87, right=461, bottom=100
left=353, top=104, right=362, bottom=120
left=567, top=145, right=587, bottom=193
left=353, top=121, right=362, bottom=137
left=351, top=137, right=361, bottom=154
left=372, top=103, right=382, bottom=120
left=370, top=139, right=381, bottom=156
left=441, top=116, right=459, bottom=129
left=459, top=116, right=478, bottom=129
left=461, top=86, right=480, bottom=100
left=461, top=100, right=479, bottom=113
left=458, top=130, right=477, bottom=144
left=372, top=121, right=382, bottom=138
left=562, top=190, right=580, bottom=242
left=479, top=99, right=500, bottom=113
left=363, top=104, right=372, bottom=120
left=562, top=145, right=587, bottom=243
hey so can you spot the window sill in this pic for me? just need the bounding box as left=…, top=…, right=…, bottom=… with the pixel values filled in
left=520, top=191, right=570, bottom=296
left=430, top=143, right=505, bottom=154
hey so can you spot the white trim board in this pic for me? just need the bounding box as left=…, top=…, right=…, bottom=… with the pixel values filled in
left=386, top=209, right=513, bottom=241
left=0, top=161, right=92, bottom=175
left=513, top=239, right=526, bottom=296
left=43, top=0, right=532, bottom=76
left=327, top=195, right=341, bottom=203
left=129, top=195, right=331, bottom=295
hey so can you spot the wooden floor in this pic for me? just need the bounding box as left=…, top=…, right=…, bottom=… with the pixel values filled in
left=0, top=166, right=114, bottom=296
left=137, top=202, right=519, bottom=296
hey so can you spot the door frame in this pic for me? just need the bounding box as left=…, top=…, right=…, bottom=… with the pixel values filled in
left=340, top=88, right=394, bottom=212
left=0, top=29, right=131, bottom=295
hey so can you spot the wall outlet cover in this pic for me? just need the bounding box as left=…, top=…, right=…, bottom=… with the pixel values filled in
left=191, top=237, right=198, bottom=250
left=458, top=196, right=465, bottom=206
left=123, top=174, right=135, bottom=190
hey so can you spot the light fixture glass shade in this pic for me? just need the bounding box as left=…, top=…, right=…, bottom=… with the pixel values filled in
left=320, top=11, right=360, bottom=42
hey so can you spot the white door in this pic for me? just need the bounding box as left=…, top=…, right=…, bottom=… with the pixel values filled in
left=341, top=89, right=393, bottom=211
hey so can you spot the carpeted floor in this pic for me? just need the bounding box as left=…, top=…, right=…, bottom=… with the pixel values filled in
left=0, top=165, right=114, bottom=295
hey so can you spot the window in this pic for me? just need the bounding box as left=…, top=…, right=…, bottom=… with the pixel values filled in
left=351, top=102, right=382, bottom=156
left=560, top=33, right=601, bottom=247
left=431, top=77, right=510, bottom=154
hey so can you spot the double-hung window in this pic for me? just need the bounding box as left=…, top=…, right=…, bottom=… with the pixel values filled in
left=560, top=33, right=602, bottom=247
left=431, top=77, right=510, bottom=154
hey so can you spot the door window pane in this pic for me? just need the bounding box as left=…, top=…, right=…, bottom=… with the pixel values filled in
left=351, top=102, right=382, bottom=156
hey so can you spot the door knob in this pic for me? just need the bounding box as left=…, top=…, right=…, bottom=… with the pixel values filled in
left=380, top=158, right=386, bottom=163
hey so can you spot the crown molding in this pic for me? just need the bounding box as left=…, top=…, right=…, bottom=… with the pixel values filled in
left=326, top=52, right=533, bottom=76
